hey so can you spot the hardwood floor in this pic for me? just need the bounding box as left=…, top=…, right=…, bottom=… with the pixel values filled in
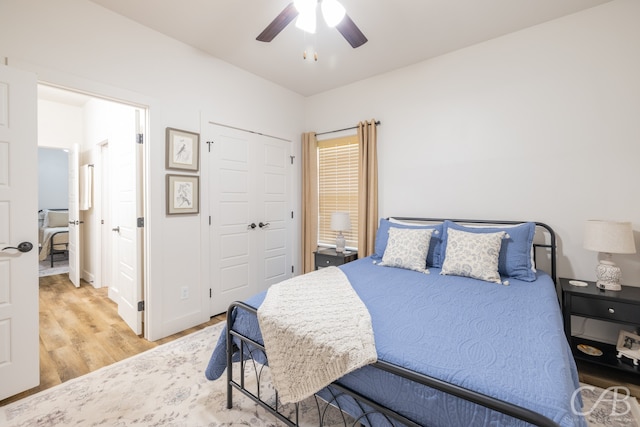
left=0, top=273, right=224, bottom=407
left=2, top=273, right=638, bottom=408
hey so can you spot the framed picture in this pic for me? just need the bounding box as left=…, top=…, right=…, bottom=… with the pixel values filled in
left=616, top=330, right=640, bottom=366
left=166, top=174, right=199, bottom=215
left=166, top=127, right=199, bottom=171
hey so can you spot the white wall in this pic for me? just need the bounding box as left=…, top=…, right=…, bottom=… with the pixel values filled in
left=37, top=147, right=68, bottom=211
left=0, top=0, right=305, bottom=340
left=37, top=98, right=82, bottom=150
left=305, top=0, right=640, bottom=287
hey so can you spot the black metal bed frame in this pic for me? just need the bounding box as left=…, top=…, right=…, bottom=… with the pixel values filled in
left=49, top=230, right=69, bottom=267
left=39, top=208, right=70, bottom=267
left=225, top=218, right=561, bottom=427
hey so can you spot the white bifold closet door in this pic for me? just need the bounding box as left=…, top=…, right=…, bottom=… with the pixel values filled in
left=205, top=123, right=291, bottom=316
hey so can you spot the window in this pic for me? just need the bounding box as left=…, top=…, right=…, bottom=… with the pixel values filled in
left=317, top=135, right=359, bottom=249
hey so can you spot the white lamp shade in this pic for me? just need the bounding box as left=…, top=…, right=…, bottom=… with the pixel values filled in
left=583, top=220, right=636, bottom=254
left=321, top=0, right=345, bottom=27
left=294, top=0, right=317, bottom=33
left=294, top=0, right=315, bottom=13
left=331, top=212, right=351, bottom=231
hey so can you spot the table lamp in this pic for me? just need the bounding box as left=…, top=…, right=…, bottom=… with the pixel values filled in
left=583, top=220, right=636, bottom=291
left=331, top=212, right=351, bottom=253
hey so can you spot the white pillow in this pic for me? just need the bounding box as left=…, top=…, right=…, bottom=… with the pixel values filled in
left=45, top=210, right=69, bottom=228
left=440, top=228, right=505, bottom=284
left=379, top=227, right=433, bottom=274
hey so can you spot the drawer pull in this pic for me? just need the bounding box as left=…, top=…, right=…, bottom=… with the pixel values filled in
left=325, top=260, right=330, bottom=264
left=608, top=308, right=615, bottom=314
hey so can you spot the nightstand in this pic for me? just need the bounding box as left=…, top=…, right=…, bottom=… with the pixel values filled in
left=314, top=248, right=358, bottom=270
left=561, top=277, right=640, bottom=376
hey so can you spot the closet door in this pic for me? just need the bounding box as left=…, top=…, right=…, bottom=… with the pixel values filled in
left=206, top=124, right=291, bottom=316
left=257, top=139, right=290, bottom=290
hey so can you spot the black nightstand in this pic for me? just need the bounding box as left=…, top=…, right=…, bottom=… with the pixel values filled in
left=561, top=277, right=640, bottom=376
left=314, top=248, right=358, bottom=270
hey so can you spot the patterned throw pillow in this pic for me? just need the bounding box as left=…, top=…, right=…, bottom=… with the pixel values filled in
left=439, top=220, right=536, bottom=281
left=440, top=228, right=506, bottom=284
left=379, top=227, right=433, bottom=273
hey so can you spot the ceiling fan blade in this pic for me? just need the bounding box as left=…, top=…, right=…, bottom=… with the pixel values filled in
left=335, top=13, right=368, bottom=48
left=256, top=2, right=299, bottom=42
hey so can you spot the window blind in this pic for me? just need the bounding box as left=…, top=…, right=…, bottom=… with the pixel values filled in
left=317, top=135, right=359, bottom=249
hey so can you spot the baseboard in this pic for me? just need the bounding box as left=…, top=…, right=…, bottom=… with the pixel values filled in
left=82, top=270, right=96, bottom=287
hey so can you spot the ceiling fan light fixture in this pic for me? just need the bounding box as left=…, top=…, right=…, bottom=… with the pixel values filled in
left=321, top=0, right=345, bottom=27
left=295, top=10, right=316, bottom=33
left=294, top=0, right=317, bottom=33
left=293, top=0, right=314, bottom=13
left=257, top=0, right=367, bottom=48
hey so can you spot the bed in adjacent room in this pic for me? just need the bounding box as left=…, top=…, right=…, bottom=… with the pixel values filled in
left=38, top=209, right=69, bottom=267
left=205, top=218, right=586, bottom=427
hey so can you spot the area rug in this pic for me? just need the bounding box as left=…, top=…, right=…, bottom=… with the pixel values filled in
left=580, top=383, right=640, bottom=427
left=0, top=322, right=345, bottom=427
left=1, top=322, right=639, bottom=427
left=38, top=258, right=69, bottom=277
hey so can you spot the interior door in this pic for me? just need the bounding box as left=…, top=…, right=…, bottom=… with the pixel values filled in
left=100, top=142, right=112, bottom=289
left=0, top=65, right=39, bottom=400
left=109, top=108, right=142, bottom=335
left=257, top=139, right=290, bottom=289
left=207, top=126, right=253, bottom=315
left=67, top=143, right=80, bottom=287
left=206, top=123, right=291, bottom=316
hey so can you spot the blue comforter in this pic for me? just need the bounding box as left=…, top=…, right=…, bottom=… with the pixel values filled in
left=205, top=257, right=586, bottom=427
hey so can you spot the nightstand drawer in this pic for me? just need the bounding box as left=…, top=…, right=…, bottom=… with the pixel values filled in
left=316, top=254, right=342, bottom=267
left=572, top=296, right=640, bottom=324
left=313, top=249, right=358, bottom=270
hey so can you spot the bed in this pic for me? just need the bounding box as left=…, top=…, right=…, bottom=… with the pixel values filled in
left=205, top=218, right=587, bottom=427
left=38, top=209, right=69, bottom=267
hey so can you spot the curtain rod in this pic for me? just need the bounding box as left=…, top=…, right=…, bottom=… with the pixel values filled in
left=315, top=120, right=380, bottom=137
left=208, top=121, right=292, bottom=142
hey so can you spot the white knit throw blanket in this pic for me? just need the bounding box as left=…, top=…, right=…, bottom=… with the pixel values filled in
left=257, top=266, right=377, bottom=404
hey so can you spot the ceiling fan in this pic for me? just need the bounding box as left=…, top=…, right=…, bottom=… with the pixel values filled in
left=256, top=0, right=368, bottom=48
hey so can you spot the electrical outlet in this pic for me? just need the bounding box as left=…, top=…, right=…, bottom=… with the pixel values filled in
left=181, top=286, right=189, bottom=300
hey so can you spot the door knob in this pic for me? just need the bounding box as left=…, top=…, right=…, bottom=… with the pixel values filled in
left=259, top=222, right=270, bottom=228
left=112, top=226, right=120, bottom=233
left=2, top=241, right=34, bottom=253
left=247, top=223, right=257, bottom=229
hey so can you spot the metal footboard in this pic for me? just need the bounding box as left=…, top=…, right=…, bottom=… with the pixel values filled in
left=225, top=301, right=560, bottom=427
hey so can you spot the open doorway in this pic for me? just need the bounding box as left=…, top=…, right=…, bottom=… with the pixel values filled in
left=37, top=147, right=70, bottom=276
left=37, top=84, right=146, bottom=336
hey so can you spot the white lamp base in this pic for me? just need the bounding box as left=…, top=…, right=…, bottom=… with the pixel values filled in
left=596, top=260, right=622, bottom=291
left=335, top=232, right=346, bottom=253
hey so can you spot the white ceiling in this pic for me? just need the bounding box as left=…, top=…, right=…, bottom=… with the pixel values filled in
left=88, top=0, right=612, bottom=97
